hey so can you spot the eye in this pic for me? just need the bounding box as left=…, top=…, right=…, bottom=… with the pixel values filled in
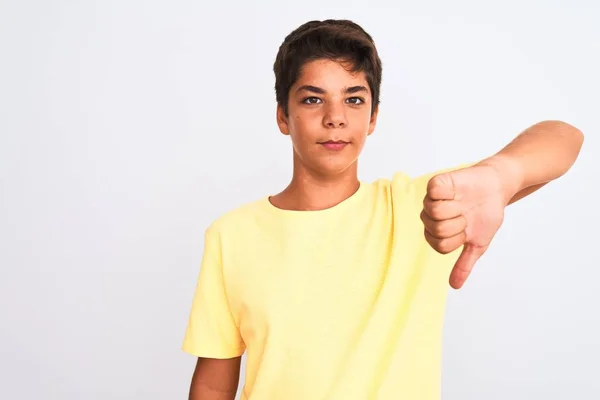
left=346, top=97, right=365, bottom=105
left=302, top=97, right=322, bottom=104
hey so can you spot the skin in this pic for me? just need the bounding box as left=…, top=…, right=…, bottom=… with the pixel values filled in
left=188, top=59, right=584, bottom=398
left=422, top=120, right=584, bottom=289
left=188, top=357, right=241, bottom=400
left=270, top=58, right=378, bottom=211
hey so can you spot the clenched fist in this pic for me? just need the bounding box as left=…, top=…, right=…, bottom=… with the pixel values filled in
left=421, top=164, right=513, bottom=289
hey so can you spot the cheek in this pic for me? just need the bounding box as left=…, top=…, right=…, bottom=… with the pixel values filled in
left=290, top=113, right=320, bottom=138
left=350, top=114, right=373, bottom=138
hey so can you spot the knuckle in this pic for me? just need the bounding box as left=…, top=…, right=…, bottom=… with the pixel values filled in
left=439, top=241, right=453, bottom=254
left=439, top=236, right=460, bottom=254
left=431, top=222, right=444, bottom=238
left=429, top=202, right=444, bottom=220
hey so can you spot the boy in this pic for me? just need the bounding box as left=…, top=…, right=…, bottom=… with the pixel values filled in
left=182, top=19, right=583, bottom=400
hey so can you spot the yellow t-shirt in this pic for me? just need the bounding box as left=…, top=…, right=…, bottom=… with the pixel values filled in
left=183, top=168, right=466, bottom=400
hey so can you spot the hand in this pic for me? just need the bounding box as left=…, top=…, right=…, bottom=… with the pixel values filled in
left=420, top=162, right=517, bottom=289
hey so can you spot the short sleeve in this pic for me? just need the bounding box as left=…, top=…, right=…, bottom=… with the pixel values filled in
left=182, top=225, right=246, bottom=358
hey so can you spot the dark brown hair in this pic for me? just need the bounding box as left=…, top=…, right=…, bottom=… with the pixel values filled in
left=273, top=19, right=383, bottom=116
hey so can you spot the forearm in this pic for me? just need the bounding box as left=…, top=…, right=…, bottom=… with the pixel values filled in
left=189, top=386, right=237, bottom=400
left=479, top=120, right=584, bottom=203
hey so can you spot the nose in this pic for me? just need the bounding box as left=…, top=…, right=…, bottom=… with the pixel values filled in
left=322, top=103, right=347, bottom=128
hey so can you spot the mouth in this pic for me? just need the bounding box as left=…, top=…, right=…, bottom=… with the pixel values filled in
left=318, top=140, right=350, bottom=151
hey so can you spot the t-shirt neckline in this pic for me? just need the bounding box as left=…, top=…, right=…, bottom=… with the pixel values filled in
left=262, top=181, right=368, bottom=219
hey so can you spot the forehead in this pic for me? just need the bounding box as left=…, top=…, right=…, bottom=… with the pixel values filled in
left=294, top=59, right=369, bottom=90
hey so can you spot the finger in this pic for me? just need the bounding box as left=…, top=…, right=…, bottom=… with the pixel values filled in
left=423, top=197, right=462, bottom=221
left=427, top=173, right=456, bottom=201
left=424, top=228, right=466, bottom=255
left=420, top=211, right=467, bottom=239
left=449, top=244, right=487, bottom=289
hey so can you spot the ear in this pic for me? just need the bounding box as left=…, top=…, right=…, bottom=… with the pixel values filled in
left=276, top=105, right=290, bottom=135
left=367, top=104, right=379, bottom=136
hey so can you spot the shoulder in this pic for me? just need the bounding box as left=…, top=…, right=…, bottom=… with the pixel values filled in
left=393, top=162, right=475, bottom=188
left=205, top=197, right=268, bottom=237
left=369, top=162, right=475, bottom=203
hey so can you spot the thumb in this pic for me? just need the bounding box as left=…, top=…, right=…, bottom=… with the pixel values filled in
left=450, top=244, right=487, bottom=289
left=427, top=172, right=457, bottom=201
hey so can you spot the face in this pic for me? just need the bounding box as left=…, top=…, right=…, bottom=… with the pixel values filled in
left=277, top=58, right=378, bottom=178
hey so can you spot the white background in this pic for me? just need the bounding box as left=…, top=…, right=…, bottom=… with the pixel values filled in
left=1, top=1, right=598, bottom=399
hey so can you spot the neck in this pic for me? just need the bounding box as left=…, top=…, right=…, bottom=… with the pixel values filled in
left=270, top=156, right=360, bottom=211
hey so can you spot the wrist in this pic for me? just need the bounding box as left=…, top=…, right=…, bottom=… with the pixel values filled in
left=477, top=154, right=525, bottom=205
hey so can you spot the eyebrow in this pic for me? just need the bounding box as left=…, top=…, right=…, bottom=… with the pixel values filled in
left=296, top=85, right=369, bottom=95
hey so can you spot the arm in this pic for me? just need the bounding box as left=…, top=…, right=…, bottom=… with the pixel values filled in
left=478, top=120, right=584, bottom=204
left=421, top=120, right=583, bottom=289
left=189, top=356, right=242, bottom=400
left=183, top=226, right=246, bottom=399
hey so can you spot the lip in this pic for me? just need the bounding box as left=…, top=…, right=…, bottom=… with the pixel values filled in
left=318, top=140, right=349, bottom=151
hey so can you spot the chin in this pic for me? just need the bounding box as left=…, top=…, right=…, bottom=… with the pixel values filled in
left=311, top=158, right=357, bottom=177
